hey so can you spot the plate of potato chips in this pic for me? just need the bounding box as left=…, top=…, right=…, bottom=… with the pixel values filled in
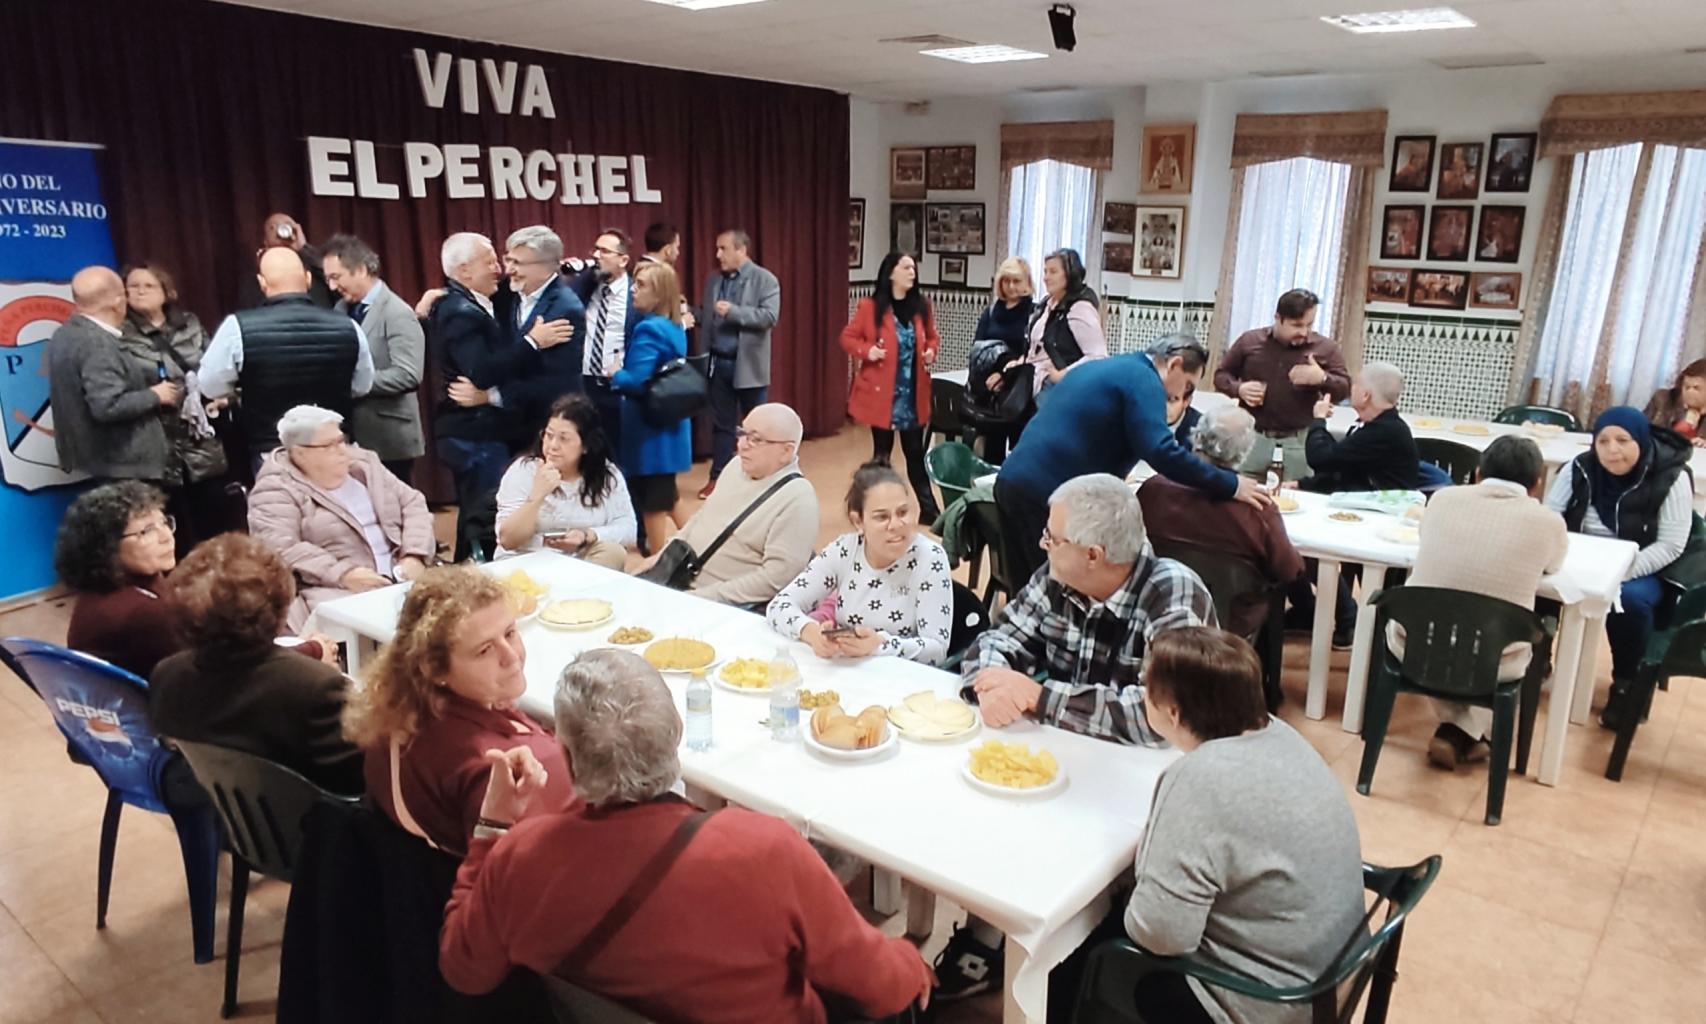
left=962, top=740, right=1066, bottom=797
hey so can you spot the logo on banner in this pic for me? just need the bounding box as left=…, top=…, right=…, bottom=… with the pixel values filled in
left=0, top=284, right=82, bottom=492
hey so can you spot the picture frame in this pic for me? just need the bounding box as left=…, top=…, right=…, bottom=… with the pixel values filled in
left=1388, top=135, right=1436, bottom=192
left=1486, top=132, right=1537, bottom=193
left=926, top=145, right=977, bottom=191
left=1410, top=269, right=1470, bottom=311
left=1103, top=242, right=1134, bottom=274
left=848, top=199, right=865, bottom=270
left=1426, top=205, right=1474, bottom=262
left=890, top=147, right=927, bottom=200
left=924, top=202, right=986, bottom=255
left=939, top=255, right=968, bottom=286
left=1436, top=141, right=1484, bottom=200
left=1103, top=202, right=1137, bottom=235
left=1475, top=205, right=1526, bottom=263
left=1134, top=205, right=1186, bottom=279
left=889, top=201, right=923, bottom=261
left=1367, top=266, right=1414, bottom=304
left=1380, top=205, right=1424, bottom=260
left=1468, top=271, right=1523, bottom=311
left=1140, top=124, right=1195, bottom=194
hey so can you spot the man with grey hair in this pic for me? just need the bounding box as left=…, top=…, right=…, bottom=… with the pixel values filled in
left=321, top=234, right=427, bottom=482
left=697, top=227, right=780, bottom=499
left=439, top=650, right=933, bottom=1019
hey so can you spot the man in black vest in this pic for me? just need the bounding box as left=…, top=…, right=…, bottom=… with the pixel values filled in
left=202, top=247, right=374, bottom=470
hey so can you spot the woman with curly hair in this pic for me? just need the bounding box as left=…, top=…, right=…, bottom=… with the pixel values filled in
left=56, top=481, right=183, bottom=677
left=343, top=565, right=575, bottom=855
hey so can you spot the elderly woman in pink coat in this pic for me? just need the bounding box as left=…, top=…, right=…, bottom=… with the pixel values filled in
left=249, top=405, right=436, bottom=631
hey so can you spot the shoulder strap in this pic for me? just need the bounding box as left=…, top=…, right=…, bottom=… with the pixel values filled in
left=554, top=809, right=718, bottom=973
left=695, top=473, right=804, bottom=567
left=388, top=736, right=440, bottom=851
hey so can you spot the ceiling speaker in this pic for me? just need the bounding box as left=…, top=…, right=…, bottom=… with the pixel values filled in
left=1048, top=4, right=1077, bottom=52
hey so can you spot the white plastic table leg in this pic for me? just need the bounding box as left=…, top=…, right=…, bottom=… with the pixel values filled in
left=1341, top=565, right=1389, bottom=734
left=1570, top=624, right=1604, bottom=725
left=1539, top=605, right=1588, bottom=786
left=1306, top=560, right=1342, bottom=720
left=1002, top=935, right=1037, bottom=1024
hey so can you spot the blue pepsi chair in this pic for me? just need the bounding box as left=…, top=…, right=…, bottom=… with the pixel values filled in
left=0, top=638, right=222, bottom=964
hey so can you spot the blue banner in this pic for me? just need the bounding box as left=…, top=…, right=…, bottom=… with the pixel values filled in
left=0, top=138, right=115, bottom=601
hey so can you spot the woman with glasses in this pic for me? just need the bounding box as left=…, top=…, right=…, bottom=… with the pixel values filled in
left=494, top=393, right=635, bottom=566
left=55, top=481, right=188, bottom=678
left=249, top=405, right=436, bottom=632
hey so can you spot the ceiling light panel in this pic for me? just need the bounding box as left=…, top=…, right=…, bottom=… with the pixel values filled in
left=1322, top=7, right=1477, bottom=34
left=637, top=0, right=770, bottom=11
left=920, top=44, right=1050, bottom=64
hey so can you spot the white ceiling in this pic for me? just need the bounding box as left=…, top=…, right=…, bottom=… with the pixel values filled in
left=222, top=0, right=1706, bottom=100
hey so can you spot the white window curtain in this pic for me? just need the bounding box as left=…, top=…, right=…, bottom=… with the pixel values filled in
left=1004, top=158, right=1099, bottom=293
left=1224, top=156, right=1352, bottom=346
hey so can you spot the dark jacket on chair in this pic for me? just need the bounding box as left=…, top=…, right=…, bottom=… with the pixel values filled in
left=1300, top=408, right=1419, bottom=493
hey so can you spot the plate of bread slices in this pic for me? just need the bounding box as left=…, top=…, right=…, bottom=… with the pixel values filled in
left=804, top=703, right=897, bottom=761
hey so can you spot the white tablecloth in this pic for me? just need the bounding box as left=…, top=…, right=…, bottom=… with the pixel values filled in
left=308, top=551, right=1177, bottom=1023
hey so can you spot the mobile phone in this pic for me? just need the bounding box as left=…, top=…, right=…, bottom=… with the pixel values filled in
left=821, top=624, right=856, bottom=639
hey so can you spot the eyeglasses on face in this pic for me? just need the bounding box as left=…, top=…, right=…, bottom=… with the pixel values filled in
left=735, top=427, right=787, bottom=447
left=123, top=514, right=176, bottom=541
left=298, top=434, right=349, bottom=450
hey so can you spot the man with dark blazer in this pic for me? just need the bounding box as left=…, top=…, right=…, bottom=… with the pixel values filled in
left=236, top=212, right=335, bottom=310
left=565, top=227, right=636, bottom=455
left=321, top=234, right=427, bottom=484
left=697, top=228, right=781, bottom=498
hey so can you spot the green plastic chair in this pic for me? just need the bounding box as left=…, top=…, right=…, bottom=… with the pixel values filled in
left=1149, top=539, right=1285, bottom=712
left=1357, top=587, right=1549, bottom=826
left=925, top=441, right=996, bottom=510
left=1606, top=587, right=1706, bottom=781
left=1072, top=857, right=1442, bottom=1024
left=1493, top=405, right=1580, bottom=431
left=1413, top=438, right=1481, bottom=486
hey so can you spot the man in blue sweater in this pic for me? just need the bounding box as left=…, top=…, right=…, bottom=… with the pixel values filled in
left=996, top=335, right=1270, bottom=580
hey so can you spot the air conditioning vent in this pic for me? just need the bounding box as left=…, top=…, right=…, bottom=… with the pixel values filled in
left=1251, top=68, right=1323, bottom=78
left=879, top=34, right=973, bottom=47
left=1429, top=52, right=1543, bottom=70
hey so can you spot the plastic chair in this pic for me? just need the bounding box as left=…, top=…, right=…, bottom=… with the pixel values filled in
left=1355, top=588, right=1549, bottom=826
left=1493, top=405, right=1580, bottom=432
left=1413, top=438, right=1481, bottom=486
left=1073, top=857, right=1442, bottom=1024
left=1149, top=540, right=1285, bottom=712
left=1605, top=586, right=1706, bottom=780
left=925, top=441, right=997, bottom=510
left=173, top=740, right=360, bottom=1017
left=966, top=498, right=1031, bottom=612
left=943, top=581, right=993, bottom=670
left=929, top=378, right=967, bottom=447
left=0, top=638, right=222, bottom=963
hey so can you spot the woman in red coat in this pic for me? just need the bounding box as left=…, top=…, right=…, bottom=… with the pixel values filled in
left=840, top=251, right=943, bottom=524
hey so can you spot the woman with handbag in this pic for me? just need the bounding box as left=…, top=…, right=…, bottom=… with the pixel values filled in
left=840, top=251, right=943, bottom=526
left=1023, top=247, right=1106, bottom=407
left=612, top=260, right=693, bottom=548
left=964, top=257, right=1035, bottom=464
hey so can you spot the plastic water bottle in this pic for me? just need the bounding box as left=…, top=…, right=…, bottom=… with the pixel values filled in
left=768, top=647, right=800, bottom=741
left=685, top=670, right=712, bottom=752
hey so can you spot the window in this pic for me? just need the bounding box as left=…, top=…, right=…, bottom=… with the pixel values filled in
left=1004, top=158, right=1098, bottom=291
left=1224, top=157, right=1352, bottom=345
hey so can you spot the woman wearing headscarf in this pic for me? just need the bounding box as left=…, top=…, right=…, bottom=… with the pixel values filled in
left=1545, top=407, right=1694, bottom=727
left=1023, top=248, right=1106, bottom=405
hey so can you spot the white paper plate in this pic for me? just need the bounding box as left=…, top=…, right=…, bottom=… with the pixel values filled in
left=655, top=657, right=722, bottom=677
left=537, top=606, right=614, bottom=631
left=1378, top=525, right=1421, bottom=545
left=887, top=707, right=981, bottom=743
left=713, top=675, right=771, bottom=695
left=960, top=760, right=1068, bottom=798
left=1274, top=499, right=1304, bottom=516
left=803, top=723, right=898, bottom=761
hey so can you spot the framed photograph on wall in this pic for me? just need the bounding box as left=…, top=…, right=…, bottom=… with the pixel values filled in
left=1141, top=124, right=1195, bottom=193
left=1134, top=205, right=1186, bottom=278
left=1486, top=132, right=1537, bottom=193
left=1103, top=201, right=1137, bottom=235
left=1380, top=205, right=1424, bottom=260
left=1436, top=141, right=1484, bottom=200
left=1469, top=271, right=1523, bottom=310
left=1389, top=135, right=1436, bottom=192
left=926, top=146, right=976, bottom=191
left=1367, top=266, right=1414, bottom=303
left=1410, top=269, right=1470, bottom=310
left=939, top=255, right=968, bottom=286
left=1426, top=205, right=1473, bottom=262
left=890, top=147, right=926, bottom=200
left=1475, top=205, right=1526, bottom=263
left=848, top=199, right=865, bottom=269
left=1104, top=242, right=1134, bottom=274
left=890, top=202, right=923, bottom=261
left=924, top=202, right=986, bottom=254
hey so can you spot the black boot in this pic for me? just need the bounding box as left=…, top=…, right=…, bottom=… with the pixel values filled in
left=1599, top=677, right=1636, bottom=731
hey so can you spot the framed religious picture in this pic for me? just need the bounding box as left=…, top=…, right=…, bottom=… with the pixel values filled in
left=1469, top=271, right=1523, bottom=310
left=1436, top=141, right=1484, bottom=200
left=1388, top=135, right=1436, bottom=192
left=924, top=202, right=986, bottom=254
left=1140, top=124, right=1195, bottom=194
left=1134, top=205, right=1186, bottom=278
left=1475, top=204, right=1526, bottom=263
left=1426, top=205, right=1473, bottom=262
left=1486, top=132, right=1538, bottom=193
left=939, top=255, right=968, bottom=286
left=926, top=145, right=976, bottom=191
left=1103, top=241, right=1134, bottom=274
left=890, top=147, right=926, bottom=200
left=848, top=199, right=866, bottom=269
left=889, top=202, right=923, bottom=261
left=1380, top=204, right=1424, bottom=260
left=1103, top=201, right=1137, bottom=235
left=1410, top=269, right=1470, bottom=310
left=1367, top=266, right=1414, bottom=304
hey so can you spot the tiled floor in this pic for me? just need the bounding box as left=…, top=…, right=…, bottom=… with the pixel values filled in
left=2, top=423, right=1704, bottom=1023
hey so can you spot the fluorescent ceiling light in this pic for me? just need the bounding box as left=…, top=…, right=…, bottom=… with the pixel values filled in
left=920, top=44, right=1050, bottom=64
left=637, top=0, right=769, bottom=10
left=1322, top=7, right=1476, bottom=33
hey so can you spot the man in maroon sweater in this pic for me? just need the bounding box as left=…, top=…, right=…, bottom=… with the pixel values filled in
left=1213, top=288, right=1351, bottom=479
left=440, top=649, right=932, bottom=1022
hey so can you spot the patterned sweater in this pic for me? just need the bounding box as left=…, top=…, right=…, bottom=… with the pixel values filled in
left=766, top=532, right=954, bottom=664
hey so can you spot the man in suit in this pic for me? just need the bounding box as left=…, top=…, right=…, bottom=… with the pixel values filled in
left=47, top=266, right=178, bottom=481
left=697, top=229, right=780, bottom=499
left=321, top=234, right=427, bottom=484
left=641, top=221, right=695, bottom=329
left=237, top=212, right=335, bottom=310
left=565, top=227, right=636, bottom=455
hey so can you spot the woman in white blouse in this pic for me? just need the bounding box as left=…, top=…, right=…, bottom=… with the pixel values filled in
left=494, top=394, right=636, bottom=567
left=767, top=462, right=953, bottom=664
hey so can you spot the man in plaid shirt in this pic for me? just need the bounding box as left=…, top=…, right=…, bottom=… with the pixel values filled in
left=962, top=473, right=1217, bottom=746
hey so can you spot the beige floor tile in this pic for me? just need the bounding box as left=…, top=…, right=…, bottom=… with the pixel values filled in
left=1383, top=970, right=1557, bottom=1024
left=1345, top=798, right=1460, bottom=873
left=1331, top=733, right=1490, bottom=822
left=1573, top=941, right=1706, bottom=1024
left=1599, top=869, right=1706, bottom=974
left=1482, top=761, right=1651, bottom=868
left=0, top=928, right=87, bottom=1023
left=86, top=937, right=283, bottom=1023
left=0, top=811, right=190, bottom=928
left=1435, top=824, right=1625, bottom=935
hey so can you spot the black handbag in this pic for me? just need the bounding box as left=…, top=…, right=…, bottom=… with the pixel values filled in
left=640, top=354, right=710, bottom=428
left=639, top=473, right=804, bottom=590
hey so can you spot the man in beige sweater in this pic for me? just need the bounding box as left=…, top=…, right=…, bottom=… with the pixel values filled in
left=1393, top=436, right=1568, bottom=769
left=641, top=403, right=819, bottom=606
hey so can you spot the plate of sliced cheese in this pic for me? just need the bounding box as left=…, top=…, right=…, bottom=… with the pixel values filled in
left=887, top=691, right=980, bottom=742
left=539, top=598, right=614, bottom=631
left=962, top=740, right=1065, bottom=797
